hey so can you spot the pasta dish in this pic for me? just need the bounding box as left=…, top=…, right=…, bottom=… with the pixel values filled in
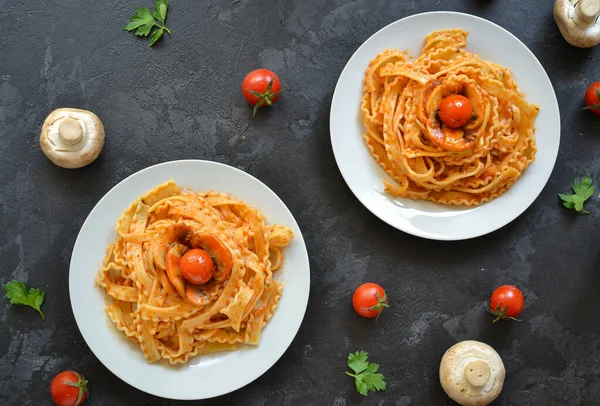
left=96, top=181, right=294, bottom=364
left=361, top=29, right=539, bottom=205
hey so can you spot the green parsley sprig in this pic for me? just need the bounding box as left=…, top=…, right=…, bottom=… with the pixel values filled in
left=124, top=0, right=171, bottom=47
left=3, top=280, right=45, bottom=319
left=558, top=175, right=595, bottom=214
left=345, top=351, right=386, bottom=396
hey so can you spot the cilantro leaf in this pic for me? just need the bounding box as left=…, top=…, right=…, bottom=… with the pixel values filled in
left=346, top=351, right=387, bottom=396
left=3, top=280, right=45, bottom=319
left=558, top=175, right=595, bottom=214
left=124, top=2, right=171, bottom=46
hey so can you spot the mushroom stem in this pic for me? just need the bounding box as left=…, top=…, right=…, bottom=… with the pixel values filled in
left=464, top=361, right=491, bottom=387
left=58, top=117, right=84, bottom=145
left=576, top=0, right=600, bottom=25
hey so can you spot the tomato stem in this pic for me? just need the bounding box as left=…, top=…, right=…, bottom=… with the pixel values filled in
left=584, top=88, right=600, bottom=110
left=366, top=291, right=389, bottom=321
left=64, top=372, right=89, bottom=405
left=246, top=79, right=284, bottom=117
left=486, top=303, right=521, bottom=323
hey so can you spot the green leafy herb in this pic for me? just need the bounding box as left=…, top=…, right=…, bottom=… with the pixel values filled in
left=3, top=280, right=45, bottom=319
left=345, top=351, right=386, bottom=396
left=124, top=0, right=171, bottom=47
left=558, top=175, right=595, bottom=214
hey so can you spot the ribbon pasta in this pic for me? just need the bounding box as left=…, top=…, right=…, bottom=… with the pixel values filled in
left=362, top=29, right=539, bottom=205
left=96, top=181, right=294, bottom=364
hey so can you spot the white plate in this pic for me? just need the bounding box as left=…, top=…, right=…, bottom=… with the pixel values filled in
left=330, top=12, right=560, bottom=240
left=69, top=160, right=310, bottom=400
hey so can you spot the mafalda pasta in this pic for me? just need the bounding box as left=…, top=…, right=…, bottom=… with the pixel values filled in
left=96, top=181, right=294, bottom=364
left=362, top=29, right=539, bottom=205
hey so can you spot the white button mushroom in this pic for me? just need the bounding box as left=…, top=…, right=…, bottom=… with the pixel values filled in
left=554, top=0, right=600, bottom=48
left=439, top=340, right=505, bottom=406
left=40, top=108, right=105, bottom=168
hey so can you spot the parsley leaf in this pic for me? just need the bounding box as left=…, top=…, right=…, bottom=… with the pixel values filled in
left=124, top=7, right=155, bottom=36
left=154, top=0, right=168, bottom=23
left=346, top=351, right=387, bottom=396
left=149, top=28, right=164, bottom=46
left=124, top=1, right=171, bottom=47
left=558, top=175, right=595, bottom=214
left=3, top=280, right=45, bottom=319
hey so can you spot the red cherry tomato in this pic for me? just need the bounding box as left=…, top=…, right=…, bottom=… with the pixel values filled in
left=438, top=94, right=473, bottom=128
left=242, top=69, right=283, bottom=116
left=50, top=370, right=88, bottom=406
left=584, top=82, right=600, bottom=116
left=180, top=248, right=215, bottom=285
left=487, top=285, right=525, bottom=323
left=352, top=283, right=389, bottom=319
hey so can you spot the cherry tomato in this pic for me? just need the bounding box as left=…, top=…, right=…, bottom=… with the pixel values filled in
left=242, top=69, right=283, bottom=116
left=352, top=283, right=389, bottom=319
left=584, top=82, right=600, bottom=116
left=487, top=285, right=524, bottom=323
left=438, top=94, right=473, bottom=128
left=50, top=370, right=88, bottom=406
left=180, top=248, right=215, bottom=285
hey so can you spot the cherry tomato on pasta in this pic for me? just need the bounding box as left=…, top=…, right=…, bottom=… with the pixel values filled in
left=242, top=69, right=283, bottom=117
left=487, top=285, right=524, bottom=323
left=50, top=370, right=88, bottom=406
left=352, top=283, right=389, bottom=319
left=438, top=94, right=473, bottom=128
left=584, top=82, right=600, bottom=116
left=180, top=248, right=215, bottom=285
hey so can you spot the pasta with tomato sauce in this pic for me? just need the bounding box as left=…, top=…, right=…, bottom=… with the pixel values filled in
left=361, top=29, right=539, bottom=205
left=96, top=181, right=294, bottom=364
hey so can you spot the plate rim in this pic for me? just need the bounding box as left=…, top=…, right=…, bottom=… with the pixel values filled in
left=68, top=159, right=311, bottom=400
left=329, top=11, right=561, bottom=241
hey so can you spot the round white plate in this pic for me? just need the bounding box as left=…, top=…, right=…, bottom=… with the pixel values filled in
left=330, top=12, right=560, bottom=240
left=69, top=160, right=310, bottom=400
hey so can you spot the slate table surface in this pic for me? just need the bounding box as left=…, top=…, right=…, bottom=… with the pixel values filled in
left=1, top=0, right=600, bottom=405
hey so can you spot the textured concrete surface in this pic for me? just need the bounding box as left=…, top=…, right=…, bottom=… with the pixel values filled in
left=1, top=0, right=600, bottom=405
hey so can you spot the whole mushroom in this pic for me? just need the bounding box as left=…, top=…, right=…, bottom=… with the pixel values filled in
left=554, top=0, right=600, bottom=48
left=40, top=108, right=105, bottom=168
left=439, top=340, right=505, bottom=406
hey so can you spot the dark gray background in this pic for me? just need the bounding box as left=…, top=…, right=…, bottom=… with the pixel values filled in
left=1, top=0, right=599, bottom=405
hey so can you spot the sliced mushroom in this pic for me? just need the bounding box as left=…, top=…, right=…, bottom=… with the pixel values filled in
left=554, top=0, right=600, bottom=48
left=439, top=340, right=505, bottom=406
left=40, top=108, right=105, bottom=168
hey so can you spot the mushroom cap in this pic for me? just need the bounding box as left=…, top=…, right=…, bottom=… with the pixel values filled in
left=40, top=108, right=105, bottom=169
left=439, top=340, right=505, bottom=406
left=554, top=0, right=600, bottom=48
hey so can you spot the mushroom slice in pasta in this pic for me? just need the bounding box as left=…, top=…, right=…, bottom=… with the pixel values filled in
left=153, top=223, right=194, bottom=270
left=165, top=243, right=188, bottom=299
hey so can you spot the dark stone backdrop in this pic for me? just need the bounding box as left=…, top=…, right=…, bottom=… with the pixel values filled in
left=1, top=0, right=599, bottom=405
